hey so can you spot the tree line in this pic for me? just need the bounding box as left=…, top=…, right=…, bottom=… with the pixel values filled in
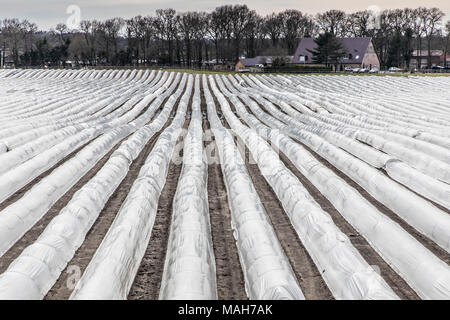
left=1, top=5, right=449, bottom=69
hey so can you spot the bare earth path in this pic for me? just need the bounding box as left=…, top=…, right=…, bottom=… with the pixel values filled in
left=128, top=115, right=190, bottom=300
left=201, top=84, right=247, bottom=300
left=245, top=160, right=334, bottom=300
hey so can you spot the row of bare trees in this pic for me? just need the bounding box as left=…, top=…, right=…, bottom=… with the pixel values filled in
left=1, top=19, right=37, bottom=66
left=1, top=5, right=449, bottom=69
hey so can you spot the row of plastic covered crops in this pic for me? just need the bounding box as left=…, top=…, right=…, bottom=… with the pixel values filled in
left=0, top=68, right=449, bottom=300
left=206, top=73, right=450, bottom=300
left=0, top=68, right=190, bottom=298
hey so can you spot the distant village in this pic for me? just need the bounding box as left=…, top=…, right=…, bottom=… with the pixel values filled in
left=0, top=5, right=449, bottom=73
left=234, top=40, right=450, bottom=73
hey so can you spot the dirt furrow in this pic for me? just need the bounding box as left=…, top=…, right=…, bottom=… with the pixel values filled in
left=245, top=160, right=334, bottom=299
left=128, top=97, right=190, bottom=300
left=201, top=83, right=247, bottom=300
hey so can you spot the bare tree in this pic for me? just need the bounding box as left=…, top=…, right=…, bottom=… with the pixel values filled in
left=22, top=20, right=37, bottom=65
left=370, top=10, right=395, bottom=68
left=55, top=23, right=68, bottom=45
left=443, top=21, right=450, bottom=67
left=102, top=18, right=124, bottom=64
left=178, top=12, right=200, bottom=66
left=421, top=7, right=444, bottom=67
left=229, top=5, right=253, bottom=61
left=80, top=20, right=103, bottom=65
left=155, top=8, right=178, bottom=65
left=316, top=10, right=347, bottom=37
left=411, top=7, right=426, bottom=69
left=0, top=5, right=447, bottom=69
left=346, top=11, right=372, bottom=37
left=400, top=8, right=416, bottom=68
left=205, top=12, right=219, bottom=63
left=280, top=10, right=315, bottom=54
left=243, top=10, right=263, bottom=58
left=264, top=13, right=283, bottom=47
left=1, top=18, right=26, bottom=66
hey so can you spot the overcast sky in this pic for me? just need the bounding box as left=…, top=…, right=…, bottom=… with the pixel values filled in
left=1, top=0, right=449, bottom=30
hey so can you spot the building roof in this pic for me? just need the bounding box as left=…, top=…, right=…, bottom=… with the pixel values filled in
left=239, top=56, right=293, bottom=67
left=240, top=57, right=260, bottom=67
left=412, top=50, right=443, bottom=57
left=292, top=37, right=372, bottom=64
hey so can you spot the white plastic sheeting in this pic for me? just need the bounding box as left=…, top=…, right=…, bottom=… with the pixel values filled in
left=235, top=73, right=450, bottom=214
left=287, top=75, right=450, bottom=140
left=215, top=74, right=450, bottom=300
left=159, top=75, right=217, bottom=300
left=226, top=75, right=394, bottom=170
left=0, top=91, right=136, bottom=145
left=233, top=85, right=450, bottom=211
left=373, top=131, right=450, bottom=164
left=0, top=70, right=162, bottom=146
left=0, top=101, right=121, bottom=175
left=273, top=75, right=450, bottom=134
left=211, top=78, right=397, bottom=299
left=0, top=84, right=132, bottom=130
left=0, top=73, right=158, bottom=151
left=385, top=160, right=450, bottom=210
left=228, top=75, right=450, bottom=218
left=0, top=72, right=175, bottom=206
left=0, top=127, right=101, bottom=203
left=0, top=142, right=7, bottom=154
left=0, top=126, right=131, bottom=258
left=0, top=74, right=184, bottom=300
left=352, top=130, right=450, bottom=184
left=246, top=74, right=450, bottom=149
left=249, top=97, right=450, bottom=252
left=70, top=74, right=192, bottom=300
left=205, top=75, right=304, bottom=300
left=0, top=70, right=448, bottom=300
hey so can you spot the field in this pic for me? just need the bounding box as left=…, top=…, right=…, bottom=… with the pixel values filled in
left=0, top=69, right=449, bottom=300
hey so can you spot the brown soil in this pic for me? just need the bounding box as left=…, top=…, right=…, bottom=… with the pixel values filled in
left=245, top=161, right=334, bottom=300
left=201, top=82, right=247, bottom=300
left=127, top=92, right=190, bottom=300
left=206, top=158, right=248, bottom=300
